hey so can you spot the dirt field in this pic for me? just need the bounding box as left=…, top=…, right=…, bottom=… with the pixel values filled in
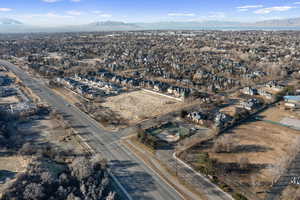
left=220, top=105, right=238, bottom=117
left=184, top=107, right=300, bottom=199
left=263, top=86, right=283, bottom=95
left=0, top=115, right=86, bottom=195
left=18, top=117, right=85, bottom=155
left=101, top=90, right=185, bottom=124
left=0, top=155, right=30, bottom=194
left=0, top=155, right=28, bottom=175
left=280, top=185, right=300, bottom=200
left=211, top=120, right=300, bottom=178
left=259, top=106, right=300, bottom=122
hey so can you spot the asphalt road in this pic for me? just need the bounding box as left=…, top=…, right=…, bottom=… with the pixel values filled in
left=156, top=138, right=233, bottom=200
left=0, top=60, right=184, bottom=200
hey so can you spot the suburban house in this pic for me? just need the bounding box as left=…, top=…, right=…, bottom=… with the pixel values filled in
left=241, top=98, right=262, bottom=111
left=284, top=96, right=300, bottom=103
left=257, top=89, right=273, bottom=100
left=241, top=87, right=258, bottom=96
left=265, top=80, right=284, bottom=91
left=214, top=112, right=232, bottom=128
left=187, top=111, right=207, bottom=124
left=284, top=96, right=300, bottom=108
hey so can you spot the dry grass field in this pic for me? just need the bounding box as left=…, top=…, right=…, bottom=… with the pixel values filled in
left=259, top=106, right=300, bottom=122
left=19, top=117, right=85, bottom=155
left=211, top=121, right=299, bottom=179
left=102, top=90, right=184, bottom=124
left=220, top=105, right=239, bottom=117
left=184, top=107, right=300, bottom=199
left=0, top=155, right=29, bottom=175
left=0, top=155, right=30, bottom=195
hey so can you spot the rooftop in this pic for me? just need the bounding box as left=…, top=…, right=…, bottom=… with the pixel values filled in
left=284, top=96, right=300, bottom=102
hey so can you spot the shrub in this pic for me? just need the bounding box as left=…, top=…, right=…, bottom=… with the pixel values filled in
left=232, top=193, right=248, bottom=200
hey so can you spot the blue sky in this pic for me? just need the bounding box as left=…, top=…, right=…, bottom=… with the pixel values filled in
left=1, top=0, right=300, bottom=26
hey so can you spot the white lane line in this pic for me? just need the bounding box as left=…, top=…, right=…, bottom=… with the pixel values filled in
left=4, top=62, right=134, bottom=200
left=120, top=142, right=186, bottom=200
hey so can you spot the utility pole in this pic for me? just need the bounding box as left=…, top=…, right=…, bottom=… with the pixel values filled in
left=175, top=144, right=178, bottom=177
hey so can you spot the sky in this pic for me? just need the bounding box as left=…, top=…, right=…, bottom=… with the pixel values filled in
left=1, top=0, right=300, bottom=26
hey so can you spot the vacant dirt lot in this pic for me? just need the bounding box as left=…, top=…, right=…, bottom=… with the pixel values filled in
left=17, top=116, right=85, bottom=155
left=184, top=108, right=300, bottom=199
left=0, top=155, right=30, bottom=195
left=0, top=155, right=28, bottom=170
left=212, top=121, right=300, bottom=178
left=280, top=185, right=300, bottom=200
left=102, top=90, right=184, bottom=124
left=259, top=106, right=300, bottom=122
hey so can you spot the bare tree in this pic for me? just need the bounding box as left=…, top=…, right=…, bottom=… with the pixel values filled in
left=213, top=135, right=236, bottom=153
left=250, top=174, right=258, bottom=190
left=106, top=192, right=116, bottom=200
left=239, top=157, right=250, bottom=170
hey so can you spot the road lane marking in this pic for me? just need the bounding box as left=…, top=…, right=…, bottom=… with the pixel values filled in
left=120, top=142, right=186, bottom=200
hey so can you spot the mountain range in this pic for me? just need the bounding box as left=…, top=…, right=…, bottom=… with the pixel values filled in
left=250, top=17, right=300, bottom=27
left=0, top=18, right=23, bottom=25
left=1, top=17, right=300, bottom=33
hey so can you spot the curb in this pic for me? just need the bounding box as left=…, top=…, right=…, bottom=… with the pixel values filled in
left=173, top=152, right=234, bottom=200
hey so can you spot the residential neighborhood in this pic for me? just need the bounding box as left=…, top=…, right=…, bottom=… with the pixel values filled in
left=1, top=29, right=300, bottom=200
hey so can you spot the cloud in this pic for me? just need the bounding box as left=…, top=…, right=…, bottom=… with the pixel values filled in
left=0, top=8, right=12, bottom=12
left=42, top=0, right=80, bottom=3
left=99, top=14, right=112, bottom=18
left=294, top=2, right=300, bottom=4
left=11, top=12, right=78, bottom=26
left=208, top=12, right=225, bottom=18
left=237, top=9, right=248, bottom=12
left=254, top=6, right=294, bottom=14
left=237, top=5, right=263, bottom=12
left=168, top=13, right=195, bottom=17
left=237, top=5, right=263, bottom=9
left=92, top=10, right=103, bottom=14
left=42, top=0, right=61, bottom=2
left=91, top=11, right=112, bottom=18
left=39, top=12, right=72, bottom=18
left=66, top=10, right=82, bottom=15
left=22, top=12, right=73, bottom=19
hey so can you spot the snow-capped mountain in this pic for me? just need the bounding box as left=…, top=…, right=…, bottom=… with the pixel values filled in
left=0, top=18, right=23, bottom=25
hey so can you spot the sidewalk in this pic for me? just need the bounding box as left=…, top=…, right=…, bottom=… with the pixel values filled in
left=123, top=136, right=233, bottom=200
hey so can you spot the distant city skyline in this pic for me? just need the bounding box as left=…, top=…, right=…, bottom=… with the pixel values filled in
left=1, top=0, right=300, bottom=26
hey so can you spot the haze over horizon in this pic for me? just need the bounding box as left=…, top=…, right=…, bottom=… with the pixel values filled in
left=1, top=0, right=300, bottom=26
